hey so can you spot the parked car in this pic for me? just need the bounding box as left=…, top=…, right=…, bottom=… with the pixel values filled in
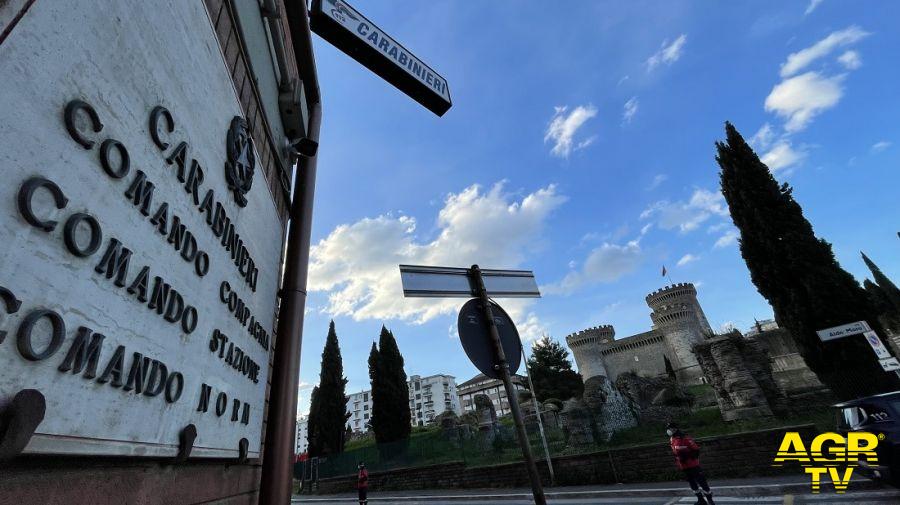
left=834, top=391, right=900, bottom=486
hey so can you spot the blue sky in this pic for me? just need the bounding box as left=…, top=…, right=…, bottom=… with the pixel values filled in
left=296, top=0, right=899, bottom=415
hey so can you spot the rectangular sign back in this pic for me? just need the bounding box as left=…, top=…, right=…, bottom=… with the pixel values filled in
left=399, top=265, right=541, bottom=298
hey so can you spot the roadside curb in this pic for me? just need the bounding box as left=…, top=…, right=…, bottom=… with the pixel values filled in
left=293, top=478, right=887, bottom=502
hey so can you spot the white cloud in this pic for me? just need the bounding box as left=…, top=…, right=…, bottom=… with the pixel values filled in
left=546, top=240, right=642, bottom=294
left=622, top=97, right=639, bottom=124
left=750, top=123, right=775, bottom=150
left=309, top=182, right=566, bottom=324
left=761, top=140, right=807, bottom=172
left=640, top=188, right=728, bottom=233
left=640, top=223, right=653, bottom=235
left=296, top=381, right=315, bottom=416
left=647, top=174, right=668, bottom=191
left=714, top=229, right=740, bottom=248
left=646, top=34, right=687, bottom=71
left=707, top=222, right=729, bottom=234
left=837, top=50, right=862, bottom=70
left=545, top=105, right=598, bottom=158
left=677, top=254, right=699, bottom=267
left=576, top=135, right=598, bottom=150
left=516, top=312, right=550, bottom=344
left=780, top=26, right=869, bottom=77
left=804, top=0, right=825, bottom=16
left=765, top=71, right=844, bottom=132
left=871, top=141, right=892, bottom=153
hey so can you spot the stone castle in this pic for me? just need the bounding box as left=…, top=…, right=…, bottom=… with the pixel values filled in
left=566, top=283, right=712, bottom=387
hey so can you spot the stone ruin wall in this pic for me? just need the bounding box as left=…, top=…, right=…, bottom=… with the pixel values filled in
left=693, top=332, right=788, bottom=421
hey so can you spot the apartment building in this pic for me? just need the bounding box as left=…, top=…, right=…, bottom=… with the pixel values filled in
left=345, top=373, right=461, bottom=432
left=295, top=415, right=308, bottom=454
left=457, top=373, right=529, bottom=417
left=408, top=374, right=461, bottom=427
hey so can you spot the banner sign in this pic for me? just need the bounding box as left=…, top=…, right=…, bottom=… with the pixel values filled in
left=0, top=1, right=283, bottom=459
left=310, top=0, right=452, bottom=116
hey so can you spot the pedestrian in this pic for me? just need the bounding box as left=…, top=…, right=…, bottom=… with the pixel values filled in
left=357, top=461, right=368, bottom=505
left=667, top=422, right=715, bottom=505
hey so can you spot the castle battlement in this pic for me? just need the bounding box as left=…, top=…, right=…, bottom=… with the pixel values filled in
left=566, top=325, right=615, bottom=348
left=645, top=283, right=698, bottom=306
left=564, top=281, right=712, bottom=386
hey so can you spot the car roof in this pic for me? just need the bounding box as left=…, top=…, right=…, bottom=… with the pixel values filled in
left=833, top=390, right=900, bottom=408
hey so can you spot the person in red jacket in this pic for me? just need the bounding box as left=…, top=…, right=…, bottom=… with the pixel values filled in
left=357, top=462, right=368, bottom=505
left=668, top=422, right=715, bottom=505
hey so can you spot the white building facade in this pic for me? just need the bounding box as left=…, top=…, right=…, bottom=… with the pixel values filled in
left=346, top=389, right=373, bottom=433
left=345, top=373, right=461, bottom=433
left=295, top=415, right=308, bottom=455
left=409, top=374, right=461, bottom=427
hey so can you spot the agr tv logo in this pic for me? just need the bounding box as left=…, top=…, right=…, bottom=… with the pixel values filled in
left=773, top=431, right=881, bottom=493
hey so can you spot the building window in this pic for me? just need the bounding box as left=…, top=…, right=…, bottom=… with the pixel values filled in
left=415, top=382, right=420, bottom=391
left=363, top=404, right=368, bottom=411
left=416, top=394, right=421, bottom=400
left=364, top=414, right=369, bottom=419
left=363, top=393, right=369, bottom=401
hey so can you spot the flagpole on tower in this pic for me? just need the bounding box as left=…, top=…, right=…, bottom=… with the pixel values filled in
left=662, top=265, right=674, bottom=285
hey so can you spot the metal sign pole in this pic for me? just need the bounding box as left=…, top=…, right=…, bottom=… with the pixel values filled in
left=521, top=342, right=556, bottom=486
left=470, top=265, right=547, bottom=505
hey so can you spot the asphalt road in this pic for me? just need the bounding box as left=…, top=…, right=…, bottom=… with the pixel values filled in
left=292, top=488, right=900, bottom=504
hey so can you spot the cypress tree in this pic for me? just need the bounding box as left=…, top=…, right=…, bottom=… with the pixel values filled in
left=306, top=321, right=350, bottom=456
left=865, top=279, right=900, bottom=334
left=367, top=342, right=380, bottom=433
left=369, top=326, right=411, bottom=446
left=306, top=386, right=321, bottom=456
left=716, top=122, right=899, bottom=400
left=527, top=336, right=584, bottom=402
left=862, top=252, right=900, bottom=311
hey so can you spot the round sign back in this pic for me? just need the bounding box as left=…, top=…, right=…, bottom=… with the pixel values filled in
left=457, top=298, right=522, bottom=379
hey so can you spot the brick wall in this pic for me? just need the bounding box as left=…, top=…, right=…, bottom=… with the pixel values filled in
left=315, top=424, right=817, bottom=493
left=204, top=0, right=293, bottom=222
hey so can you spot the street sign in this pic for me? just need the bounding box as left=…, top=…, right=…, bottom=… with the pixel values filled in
left=880, top=357, right=900, bottom=372
left=457, top=298, right=522, bottom=379
left=399, top=264, right=547, bottom=504
left=864, top=331, right=893, bottom=360
left=310, top=0, right=452, bottom=116
left=816, top=321, right=872, bottom=342
left=399, top=264, right=540, bottom=298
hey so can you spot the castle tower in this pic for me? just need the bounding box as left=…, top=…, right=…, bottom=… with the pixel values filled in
left=646, top=283, right=710, bottom=384
left=565, top=325, right=615, bottom=381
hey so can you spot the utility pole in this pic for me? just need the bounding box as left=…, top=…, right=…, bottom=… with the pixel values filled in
left=521, top=341, right=556, bottom=486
